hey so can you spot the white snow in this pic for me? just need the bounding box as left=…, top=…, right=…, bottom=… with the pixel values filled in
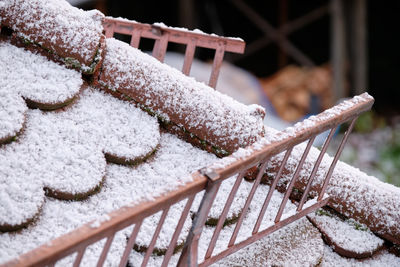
left=266, top=140, right=400, bottom=241
left=214, top=218, right=324, bottom=267
left=308, top=210, right=384, bottom=254
left=192, top=176, right=251, bottom=224
left=1, top=0, right=104, bottom=65
left=134, top=200, right=192, bottom=253
left=152, top=22, right=244, bottom=41
left=0, top=91, right=27, bottom=142
left=100, top=38, right=265, bottom=152
left=0, top=87, right=160, bottom=230
left=129, top=183, right=301, bottom=266
left=0, top=41, right=82, bottom=141
left=211, top=93, right=373, bottom=169
left=321, top=245, right=400, bottom=267
left=0, top=133, right=218, bottom=265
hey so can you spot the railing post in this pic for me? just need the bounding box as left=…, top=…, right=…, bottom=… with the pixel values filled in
left=177, top=169, right=221, bottom=267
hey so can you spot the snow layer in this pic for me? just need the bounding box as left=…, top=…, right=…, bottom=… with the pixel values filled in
left=205, top=93, right=400, bottom=243
left=0, top=90, right=26, bottom=142
left=211, top=93, right=374, bottom=169
left=192, top=176, right=252, bottom=225
left=99, top=38, right=265, bottom=153
left=1, top=0, right=104, bottom=66
left=134, top=199, right=192, bottom=254
left=0, top=133, right=218, bottom=265
left=0, top=41, right=82, bottom=142
left=214, top=218, right=324, bottom=267
left=0, top=87, right=160, bottom=230
left=129, top=184, right=299, bottom=266
left=308, top=209, right=384, bottom=255
left=321, top=245, right=400, bottom=267
left=152, top=22, right=244, bottom=41
left=266, top=142, right=400, bottom=242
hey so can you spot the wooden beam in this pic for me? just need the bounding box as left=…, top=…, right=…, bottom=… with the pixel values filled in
left=230, top=0, right=315, bottom=67
left=350, top=0, right=368, bottom=95
left=331, top=0, right=347, bottom=101
left=232, top=4, right=329, bottom=62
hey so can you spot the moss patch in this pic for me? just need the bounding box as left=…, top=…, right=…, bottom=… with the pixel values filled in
left=205, top=212, right=241, bottom=228
left=133, top=241, right=184, bottom=256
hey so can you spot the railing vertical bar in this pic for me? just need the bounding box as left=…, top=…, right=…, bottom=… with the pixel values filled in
left=228, top=159, right=269, bottom=247
left=274, top=136, right=315, bottom=223
left=161, top=196, right=195, bottom=267
left=73, top=248, right=86, bottom=267
left=182, top=39, right=197, bottom=75
left=152, top=33, right=169, bottom=62
left=252, top=147, right=293, bottom=234
left=208, top=42, right=225, bottom=88
left=318, top=117, right=357, bottom=201
left=205, top=171, right=246, bottom=259
left=130, top=29, right=142, bottom=48
left=96, top=234, right=115, bottom=267
left=141, top=208, right=170, bottom=267
left=118, top=221, right=143, bottom=267
left=104, top=22, right=115, bottom=38
left=297, top=126, right=338, bottom=211
left=178, top=179, right=222, bottom=267
left=199, top=197, right=330, bottom=267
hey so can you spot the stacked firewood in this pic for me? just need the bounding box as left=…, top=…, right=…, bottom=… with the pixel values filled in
left=260, top=65, right=333, bottom=122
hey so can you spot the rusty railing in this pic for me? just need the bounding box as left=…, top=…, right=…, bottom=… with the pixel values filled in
left=3, top=94, right=373, bottom=267
left=2, top=18, right=374, bottom=267
left=103, top=17, right=245, bottom=88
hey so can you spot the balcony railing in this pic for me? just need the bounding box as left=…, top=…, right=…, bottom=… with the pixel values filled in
left=2, top=17, right=374, bottom=267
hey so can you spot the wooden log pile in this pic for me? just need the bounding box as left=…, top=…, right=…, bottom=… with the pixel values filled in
left=260, top=65, right=333, bottom=122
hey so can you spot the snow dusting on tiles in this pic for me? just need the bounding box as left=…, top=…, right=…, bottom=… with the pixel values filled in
left=321, top=245, right=400, bottom=267
left=134, top=200, right=192, bottom=255
left=0, top=144, right=44, bottom=231
left=99, top=38, right=265, bottom=154
left=1, top=2, right=397, bottom=264
left=0, top=91, right=26, bottom=143
left=308, top=209, right=384, bottom=258
left=0, top=41, right=83, bottom=105
left=0, top=41, right=82, bottom=143
left=1, top=0, right=104, bottom=68
left=215, top=218, right=324, bottom=267
left=0, top=86, right=161, bottom=231
left=211, top=93, right=373, bottom=170
left=267, top=143, right=400, bottom=243
left=128, top=184, right=299, bottom=266
left=192, top=176, right=252, bottom=226
left=48, top=87, right=161, bottom=163
left=0, top=133, right=217, bottom=265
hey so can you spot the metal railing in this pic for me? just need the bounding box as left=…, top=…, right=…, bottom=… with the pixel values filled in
left=3, top=93, right=373, bottom=267
left=180, top=94, right=373, bottom=266
left=103, top=17, right=245, bottom=89
left=2, top=18, right=374, bottom=267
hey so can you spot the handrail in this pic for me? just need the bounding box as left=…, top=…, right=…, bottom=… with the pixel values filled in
left=1, top=16, right=374, bottom=267
left=208, top=93, right=373, bottom=180
left=102, top=17, right=245, bottom=88
left=2, top=93, right=374, bottom=267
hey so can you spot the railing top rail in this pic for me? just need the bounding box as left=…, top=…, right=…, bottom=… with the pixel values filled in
left=103, top=17, right=246, bottom=54
left=206, top=93, right=374, bottom=181
left=3, top=93, right=374, bottom=267
left=4, top=173, right=207, bottom=267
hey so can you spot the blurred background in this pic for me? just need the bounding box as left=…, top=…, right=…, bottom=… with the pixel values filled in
left=69, top=0, right=400, bottom=185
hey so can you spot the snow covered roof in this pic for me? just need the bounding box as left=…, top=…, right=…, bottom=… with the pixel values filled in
left=0, top=0, right=399, bottom=266
left=1, top=0, right=105, bottom=74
